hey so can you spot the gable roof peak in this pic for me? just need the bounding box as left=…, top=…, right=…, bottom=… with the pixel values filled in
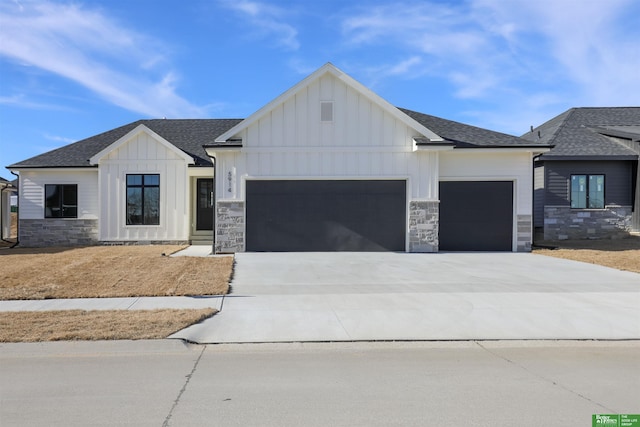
left=214, top=63, right=443, bottom=144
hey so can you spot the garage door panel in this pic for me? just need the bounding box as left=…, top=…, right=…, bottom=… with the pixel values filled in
left=246, top=180, right=406, bottom=251
left=439, top=181, right=513, bottom=251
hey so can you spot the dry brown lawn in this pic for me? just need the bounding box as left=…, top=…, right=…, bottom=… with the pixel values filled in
left=534, top=236, right=640, bottom=273
left=0, top=245, right=233, bottom=300
left=0, top=308, right=215, bottom=342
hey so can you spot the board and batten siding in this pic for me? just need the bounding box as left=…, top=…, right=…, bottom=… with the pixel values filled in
left=97, top=132, right=190, bottom=241
left=544, top=160, right=633, bottom=207
left=217, top=72, right=439, bottom=201
left=18, top=169, right=98, bottom=220
left=439, top=151, right=533, bottom=214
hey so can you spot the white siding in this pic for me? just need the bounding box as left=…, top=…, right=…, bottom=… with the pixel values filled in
left=98, top=132, right=190, bottom=241
left=219, top=73, right=439, bottom=201
left=18, top=169, right=98, bottom=220
left=439, top=151, right=533, bottom=214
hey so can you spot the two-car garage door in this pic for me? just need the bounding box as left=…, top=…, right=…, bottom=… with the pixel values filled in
left=246, top=180, right=406, bottom=251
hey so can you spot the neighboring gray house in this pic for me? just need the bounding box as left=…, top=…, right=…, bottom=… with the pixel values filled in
left=523, top=107, right=640, bottom=240
left=8, top=63, right=550, bottom=251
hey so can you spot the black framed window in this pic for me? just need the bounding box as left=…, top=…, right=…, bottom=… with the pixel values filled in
left=126, top=174, right=160, bottom=225
left=571, top=174, right=604, bottom=209
left=45, top=184, right=78, bottom=218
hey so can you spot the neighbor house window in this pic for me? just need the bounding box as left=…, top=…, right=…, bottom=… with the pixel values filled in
left=571, top=174, right=604, bottom=209
left=126, top=174, right=160, bottom=225
left=45, top=184, right=78, bottom=218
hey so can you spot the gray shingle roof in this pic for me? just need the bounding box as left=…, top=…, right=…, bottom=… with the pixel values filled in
left=9, top=106, right=551, bottom=169
left=522, top=107, right=640, bottom=159
left=8, top=119, right=242, bottom=168
left=399, top=108, right=549, bottom=148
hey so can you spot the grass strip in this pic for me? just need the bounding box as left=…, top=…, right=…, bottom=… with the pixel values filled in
left=0, top=308, right=215, bottom=342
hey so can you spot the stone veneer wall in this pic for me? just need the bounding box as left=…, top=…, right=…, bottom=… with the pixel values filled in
left=216, top=201, right=245, bottom=253
left=408, top=201, right=438, bottom=252
left=544, top=205, right=632, bottom=240
left=19, top=218, right=99, bottom=247
left=516, top=214, right=532, bottom=252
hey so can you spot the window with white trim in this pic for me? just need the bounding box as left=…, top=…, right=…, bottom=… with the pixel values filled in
left=126, top=174, right=160, bottom=225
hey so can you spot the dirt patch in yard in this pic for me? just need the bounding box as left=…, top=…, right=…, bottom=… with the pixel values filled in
left=534, top=236, right=640, bottom=274
left=0, top=245, right=233, bottom=300
left=0, top=308, right=215, bottom=342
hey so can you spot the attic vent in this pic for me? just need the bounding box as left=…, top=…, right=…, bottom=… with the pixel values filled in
left=321, top=101, right=333, bottom=122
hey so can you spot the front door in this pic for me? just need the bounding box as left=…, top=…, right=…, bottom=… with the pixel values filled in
left=196, top=178, right=214, bottom=230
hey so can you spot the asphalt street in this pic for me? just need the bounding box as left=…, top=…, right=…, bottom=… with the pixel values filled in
left=1, top=340, right=638, bottom=426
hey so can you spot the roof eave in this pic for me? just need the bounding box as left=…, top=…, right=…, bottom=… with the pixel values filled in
left=540, top=154, right=638, bottom=161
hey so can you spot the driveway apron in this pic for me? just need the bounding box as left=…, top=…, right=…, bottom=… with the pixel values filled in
left=170, top=252, right=640, bottom=343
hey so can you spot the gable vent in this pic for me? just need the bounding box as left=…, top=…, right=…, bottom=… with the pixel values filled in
left=321, top=101, right=333, bottom=122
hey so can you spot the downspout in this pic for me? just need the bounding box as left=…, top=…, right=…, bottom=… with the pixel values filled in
left=531, top=153, right=544, bottom=247
left=208, top=155, right=217, bottom=255
left=0, top=184, right=5, bottom=242
left=9, top=170, right=19, bottom=248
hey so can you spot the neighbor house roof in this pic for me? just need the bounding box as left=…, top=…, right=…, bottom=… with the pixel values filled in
left=8, top=119, right=242, bottom=168
left=522, top=107, right=640, bottom=160
left=400, top=108, right=549, bottom=148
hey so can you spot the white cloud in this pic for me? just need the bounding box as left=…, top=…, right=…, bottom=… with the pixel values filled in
left=341, top=3, right=512, bottom=98
left=475, top=0, right=640, bottom=107
left=0, top=0, right=206, bottom=118
left=220, top=0, right=299, bottom=51
left=0, top=93, right=71, bottom=110
left=340, top=0, right=640, bottom=133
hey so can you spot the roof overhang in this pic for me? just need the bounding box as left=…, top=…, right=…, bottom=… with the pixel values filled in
left=451, top=146, right=552, bottom=154
left=539, top=154, right=638, bottom=161
left=8, top=166, right=98, bottom=172
left=203, top=144, right=242, bottom=159
left=412, top=137, right=455, bottom=152
left=592, top=126, right=640, bottom=141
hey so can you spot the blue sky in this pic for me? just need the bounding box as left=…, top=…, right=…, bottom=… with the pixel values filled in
left=1, top=0, right=639, bottom=177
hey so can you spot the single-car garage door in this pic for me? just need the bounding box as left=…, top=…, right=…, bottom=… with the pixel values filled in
left=246, top=180, right=406, bottom=251
left=439, top=181, right=513, bottom=251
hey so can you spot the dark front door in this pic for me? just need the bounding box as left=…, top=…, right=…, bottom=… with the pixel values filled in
left=439, top=181, right=513, bottom=251
left=196, top=178, right=214, bottom=230
left=246, top=180, right=406, bottom=252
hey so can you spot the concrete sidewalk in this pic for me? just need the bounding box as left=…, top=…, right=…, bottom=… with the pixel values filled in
left=0, top=296, right=223, bottom=312
left=171, top=252, right=640, bottom=343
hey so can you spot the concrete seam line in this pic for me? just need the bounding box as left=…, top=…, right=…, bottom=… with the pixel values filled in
left=126, top=297, right=140, bottom=310
left=331, top=308, right=352, bottom=339
left=162, top=345, right=206, bottom=426
left=473, top=341, right=616, bottom=413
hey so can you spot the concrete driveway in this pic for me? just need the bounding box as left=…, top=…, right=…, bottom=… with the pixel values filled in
left=171, top=252, right=640, bottom=343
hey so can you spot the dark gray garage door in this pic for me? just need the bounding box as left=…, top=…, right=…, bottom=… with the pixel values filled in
left=246, top=180, right=406, bottom=251
left=439, top=181, right=513, bottom=251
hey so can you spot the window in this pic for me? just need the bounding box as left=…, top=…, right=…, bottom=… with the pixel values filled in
left=571, top=174, right=604, bottom=209
left=45, top=184, right=78, bottom=218
left=126, top=174, right=160, bottom=225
